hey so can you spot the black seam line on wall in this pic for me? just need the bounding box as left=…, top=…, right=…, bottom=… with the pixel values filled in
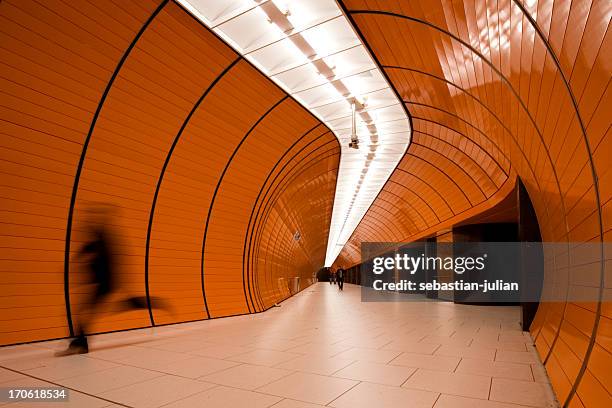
left=383, top=66, right=543, bottom=217
left=250, top=143, right=339, bottom=309
left=253, top=164, right=339, bottom=305
left=62, top=0, right=169, bottom=337
left=249, top=145, right=339, bottom=282
left=378, top=185, right=432, bottom=228
left=385, top=179, right=441, bottom=224
left=371, top=194, right=421, bottom=234
left=251, top=149, right=340, bottom=301
left=360, top=205, right=404, bottom=241
left=410, top=111, right=510, bottom=177
left=242, top=124, right=324, bottom=312
left=249, top=145, right=339, bottom=274
left=251, top=138, right=337, bottom=311
left=144, top=57, right=241, bottom=326
left=200, top=95, right=288, bottom=318
left=243, top=127, right=330, bottom=312
left=411, top=122, right=502, bottom=191
left=405, top=151, right=473, bottom=206
left=414, top=129, right=498, bottom=194
left=354, top=216, right=398, bottom=243
left=355, top=9, right=573, bottom=372
left=350, top=11, right=569, bottom=235
left=410, top=137, right=490, bottom=199
left=387, top=65, right=520, bottom=159
left=512, top=3, right=604, bottom=403
left=174, top=0, right=333, bottom=139
left=370, top=199, right=418, bottom=238
left=249, top=130, right=334, bottom=311
left=406, top=101, right=511, bottom=175
left=393, top=168, right=456, bottom=216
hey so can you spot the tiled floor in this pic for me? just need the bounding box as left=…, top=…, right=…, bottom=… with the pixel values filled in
left=0, top=283, right=559, bottom=408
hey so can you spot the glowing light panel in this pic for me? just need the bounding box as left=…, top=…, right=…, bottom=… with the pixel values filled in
left=177, top=0, right=411, bottom=266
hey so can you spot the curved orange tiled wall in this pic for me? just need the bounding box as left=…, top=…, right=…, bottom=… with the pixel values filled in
left=0, top=0, right=339, bottom=344
left=335, top=0, right=610, bottom=406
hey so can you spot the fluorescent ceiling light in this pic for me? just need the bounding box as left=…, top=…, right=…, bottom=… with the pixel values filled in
left=177, top=0, right=411, bottom=267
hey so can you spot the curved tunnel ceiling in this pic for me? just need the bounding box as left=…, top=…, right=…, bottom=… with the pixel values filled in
left=175, top=0, right=412, bottom=267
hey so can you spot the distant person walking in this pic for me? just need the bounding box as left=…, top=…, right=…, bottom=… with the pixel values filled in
left=337, top=266, right=345, bottom=291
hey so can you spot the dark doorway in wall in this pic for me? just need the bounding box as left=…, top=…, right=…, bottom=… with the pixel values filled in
left=516, top=179, right=543, bottom=331
left=450, top=178, right=543, bottom=330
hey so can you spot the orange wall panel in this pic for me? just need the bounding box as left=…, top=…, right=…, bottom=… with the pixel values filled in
left=0, top=0, right=338, bottom=345
left=336, top=1, right=611, bottom=406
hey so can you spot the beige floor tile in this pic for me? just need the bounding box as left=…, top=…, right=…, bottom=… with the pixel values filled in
left=435, top=345, right=496, bottom=360
left=85, top=345, right=150, bottom=362
left=495, top=350, right=541, bottom=365
left=329, top=381, right=439, bottom=408
left=99, top=375, right=216, bottom=408
left=271, top=399, right=326, bottom=408
left=490, top=378, right=557, bottom=407
left=142, top=339, right=211, bottom=353
left=152, top=355, right=239, bottom=378
left=116, top=349, right=192, bottom=370
left=382, top=341, right=441, bottom=354
left=57, top=365, right=163, bottom=394
left=229, top=349, right=301, bottom=366
left=162, top=385, right=281, bottom=408
left=0, top=367, right=25, bottom=384
left=334, top=336, right=391, bottom=349
left=389, top=352, right=460, bottom=372
left=285, top=342, right=346, bottom=357
left=0, top=346, right=52, bottom=362
left=456, top=358, right=533, bottom=381
left=5, top=390, right=111, bottom=408
left=188, top=343, right=253, bottom=359
left=434, top=394, right=526, bottom=408
left=248, top=339, right=310, bottom=352
left=199, top=363, right=291, bottom=389
left=333, top=347, right=401, bottom=363
left=257, top=372, right=357, bottom=405
left=470, top=341, right=528, bottom=352
left=403, top=369, right=491, bottom=399
left=0, top=284, right=556, bottom=408
left=419, top=335, right=472, bottom=347
left=531, top=364, right=551, bottom=383
left=275, top=355, right=354, bottom=375
left=498, top=333, right=532, bottom=343
left=23, top=356, right=118, bottom=381
left=333, top=360, right=416, bottom=386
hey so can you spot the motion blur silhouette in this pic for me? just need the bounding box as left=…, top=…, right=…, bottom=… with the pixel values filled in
left=58, top=204, right=169, bottom=356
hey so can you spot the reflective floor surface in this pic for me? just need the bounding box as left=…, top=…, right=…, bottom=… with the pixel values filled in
left=0, top=283, right=557, bottom=407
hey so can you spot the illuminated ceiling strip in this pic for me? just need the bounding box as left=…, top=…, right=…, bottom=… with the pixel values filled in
left=177, top=0, right=411, bottom=267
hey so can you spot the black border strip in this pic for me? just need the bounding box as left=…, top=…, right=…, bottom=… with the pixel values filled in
left=407, top=103, right=511, bottom=175
left=249, top=144, right=340, bottom=306
left=144, top=57, right=241, bottom=326
left=410, top=138, right=489, bottom=199
left=200, top=95, right=289, bottom=318
left=63, top=0, right=169, bottom=336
